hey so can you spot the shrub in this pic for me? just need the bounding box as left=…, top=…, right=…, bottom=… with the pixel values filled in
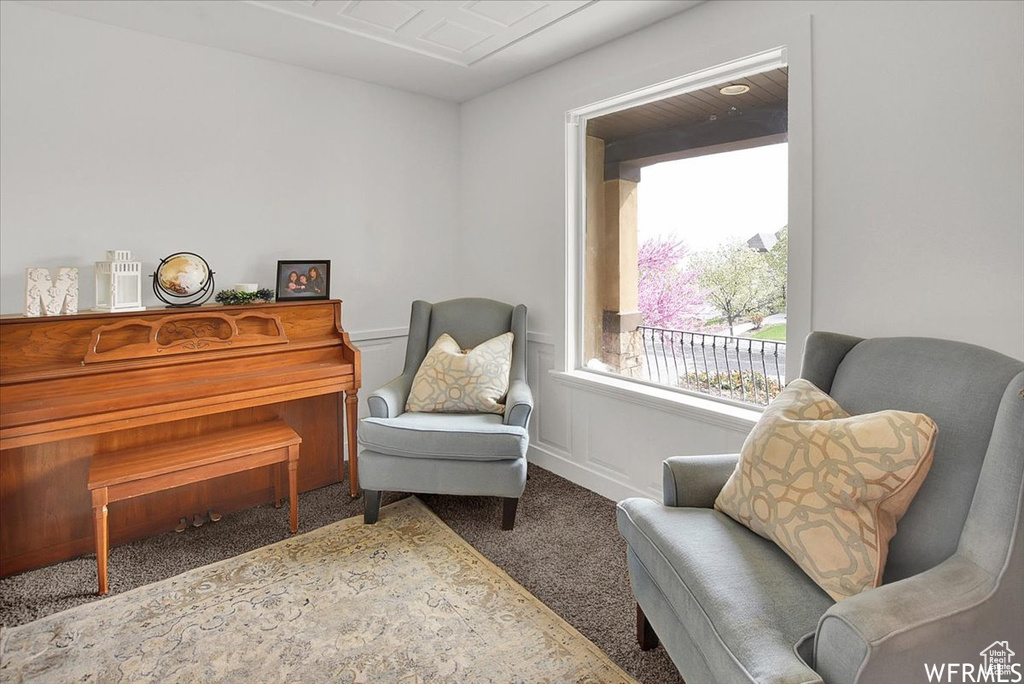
left=680, top=370, right=782, bottom=405
left=749, top=312, right=765, bottom=329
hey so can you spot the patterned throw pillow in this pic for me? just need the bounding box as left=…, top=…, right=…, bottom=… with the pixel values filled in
left=714, top=379, right=938, bottom=601
left=406, top=332, right=513, bottom=415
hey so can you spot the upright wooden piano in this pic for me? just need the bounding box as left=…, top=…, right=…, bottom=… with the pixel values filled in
left=0, top=299, right=360, bottom=577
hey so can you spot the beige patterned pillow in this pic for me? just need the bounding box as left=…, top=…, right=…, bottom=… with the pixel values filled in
left=406, top=332, right=513, bottom=415
left=715, top=379, right=938, bottom=601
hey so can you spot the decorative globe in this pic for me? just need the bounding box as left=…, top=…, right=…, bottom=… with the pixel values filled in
left=153, top=252, right=215, bottom=306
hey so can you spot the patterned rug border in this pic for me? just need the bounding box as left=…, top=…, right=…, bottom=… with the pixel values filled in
left=1, top=496, right=639, bottom=683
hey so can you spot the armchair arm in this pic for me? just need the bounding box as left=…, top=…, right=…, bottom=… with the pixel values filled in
left=504, top=379, right=533, bottom=428
left=367, top=373, right=414, bottom=419
left=815, top=555, right=1005, bottom=684
left=662, top=454, right=739, bottom=508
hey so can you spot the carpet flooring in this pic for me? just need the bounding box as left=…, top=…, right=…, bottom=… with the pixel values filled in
left=0, top=464, right=683, bottom=684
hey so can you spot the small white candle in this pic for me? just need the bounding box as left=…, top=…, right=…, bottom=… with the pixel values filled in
left=235, top=283, right=258, bottom=293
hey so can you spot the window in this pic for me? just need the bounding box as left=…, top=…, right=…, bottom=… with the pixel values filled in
left=566, top=48, right=807, bottom=409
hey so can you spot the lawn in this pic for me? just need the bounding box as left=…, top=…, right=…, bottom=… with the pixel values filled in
left=750, top=323, right=786, bottom=341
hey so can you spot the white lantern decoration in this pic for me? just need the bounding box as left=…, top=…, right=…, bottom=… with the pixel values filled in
left=94, top=250, right=145, bottom=312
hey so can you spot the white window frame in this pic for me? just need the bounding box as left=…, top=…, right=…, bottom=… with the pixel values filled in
left=561, top=28, right=812, bottom=413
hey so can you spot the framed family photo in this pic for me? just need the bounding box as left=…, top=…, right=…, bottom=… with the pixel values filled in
left=275, top=260, right=330, bottom=301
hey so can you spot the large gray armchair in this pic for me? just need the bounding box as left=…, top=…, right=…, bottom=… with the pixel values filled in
left=358, top=298, right=533, bottom=529
left=617, top=332, right=1024, bottom=683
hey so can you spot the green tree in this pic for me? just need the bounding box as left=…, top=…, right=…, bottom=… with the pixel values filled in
left=764, top=226, right=788, bottom=313
left=691, top=240, right=776, bottom=336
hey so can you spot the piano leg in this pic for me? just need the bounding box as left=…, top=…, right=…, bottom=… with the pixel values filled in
left=91, top=488, right=109, bottom=595
left=288, top=446, right=299, bottom=534
left=345, top=389, right=360, bottom=498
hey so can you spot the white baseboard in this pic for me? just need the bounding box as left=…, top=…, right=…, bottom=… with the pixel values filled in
left=527, top=442, right=656, bottom=503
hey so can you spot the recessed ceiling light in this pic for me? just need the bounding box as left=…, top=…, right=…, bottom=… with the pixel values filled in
left=719, top=84, right=750, bottom=96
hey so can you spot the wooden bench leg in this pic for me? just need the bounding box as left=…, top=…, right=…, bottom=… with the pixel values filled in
left=273, top=462, right=283, bottom=509
left=288, top=446, right=299, bottom=533
left=92, top=488, right=109, bottom=596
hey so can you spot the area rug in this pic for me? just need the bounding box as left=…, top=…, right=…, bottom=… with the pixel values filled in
left=0, top=497, right=638, bottom=683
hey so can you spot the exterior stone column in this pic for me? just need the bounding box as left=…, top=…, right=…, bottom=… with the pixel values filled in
left=602, top=310, right=644, bottom=378
left=599, top=168, right=643, bottom=378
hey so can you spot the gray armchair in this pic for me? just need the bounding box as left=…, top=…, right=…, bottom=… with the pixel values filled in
left=617, top=332, right=1024, bottom=683
left=358, top=298, right=533, bottom=529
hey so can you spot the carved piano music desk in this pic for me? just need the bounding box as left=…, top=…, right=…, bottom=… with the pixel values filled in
left=0, top=300, right=361, bottom=577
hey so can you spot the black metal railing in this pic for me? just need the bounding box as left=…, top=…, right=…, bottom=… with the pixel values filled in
left=638, top=327, right=786, bottom=406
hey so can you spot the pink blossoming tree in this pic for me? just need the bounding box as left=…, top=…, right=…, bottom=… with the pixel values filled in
left=638, top=237, right=705, bottom=330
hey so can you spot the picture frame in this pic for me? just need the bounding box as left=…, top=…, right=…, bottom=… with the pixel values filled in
left=275, top=260, right=330, bottom=301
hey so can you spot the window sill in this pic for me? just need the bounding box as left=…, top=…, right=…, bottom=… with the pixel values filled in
left=549, top=369, right=761, bottom=432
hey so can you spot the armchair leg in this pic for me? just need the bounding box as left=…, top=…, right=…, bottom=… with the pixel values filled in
left=636, top=603, right=659, bottom=651
left=501, top=497, right=519, bottom=531
left=363, top=489, right=381, bottom=524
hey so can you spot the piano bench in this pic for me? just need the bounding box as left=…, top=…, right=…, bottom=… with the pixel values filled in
left=86, top=420, right=302, bottom=595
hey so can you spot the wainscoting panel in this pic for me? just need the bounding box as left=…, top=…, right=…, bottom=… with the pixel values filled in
left=528, top=333, right=570, bottom=455
left=525, top=337, right=754, bottom=503
left=349, top=327, right=408, bottom=417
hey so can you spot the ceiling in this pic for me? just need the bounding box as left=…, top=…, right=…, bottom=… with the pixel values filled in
left=587, top=66, right=788, bottom=141
left=17, top=0, right=704, bottom=102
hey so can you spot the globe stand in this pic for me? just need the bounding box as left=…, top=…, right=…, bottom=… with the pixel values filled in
left=151, top=253, right=216, bottom=308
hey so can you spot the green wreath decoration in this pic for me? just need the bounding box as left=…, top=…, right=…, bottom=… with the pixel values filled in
left=215, top=288, right=275, bottom=305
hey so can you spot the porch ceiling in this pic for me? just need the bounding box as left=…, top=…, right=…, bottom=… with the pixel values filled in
left=587, top=66, right=788, bottom=142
